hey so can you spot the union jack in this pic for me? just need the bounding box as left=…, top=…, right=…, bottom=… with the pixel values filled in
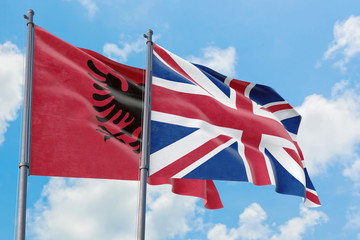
left=149, top=44, right=320, bottom=207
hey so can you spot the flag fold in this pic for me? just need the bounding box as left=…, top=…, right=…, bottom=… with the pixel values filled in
left=149, top=44, right=320, bottom=207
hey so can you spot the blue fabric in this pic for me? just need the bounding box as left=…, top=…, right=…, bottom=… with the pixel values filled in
left=193, top=64, right=231, bottom=97
left=150, top=120, right=199, bottom=154
left=184, top=142, right=248, bottom=181
left=153, top=54, right=195, bottom=85
left=249, top=84, right=285, bottom=105
left=265, top=149, right=306, bottom=197
left=281, top=115, right=302, bottom=135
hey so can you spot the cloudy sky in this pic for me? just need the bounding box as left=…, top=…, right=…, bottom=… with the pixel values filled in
left=1, top=1, right=360, bottom=239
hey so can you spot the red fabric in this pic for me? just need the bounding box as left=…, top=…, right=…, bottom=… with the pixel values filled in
left=147, top=178, right=222, bottom=209
left=31, top=25, right=223, bottom=209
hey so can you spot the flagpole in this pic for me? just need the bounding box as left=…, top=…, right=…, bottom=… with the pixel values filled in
left=137, top=29, right=153, bottom=240
left=17, top=9, right=35, bottom=240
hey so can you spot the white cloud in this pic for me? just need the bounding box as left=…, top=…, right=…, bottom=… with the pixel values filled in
left=103, top=37, right=146, bottom=63
left=323, top=15, right=360, bottom=71
left=345, top=206, right=360, bottom=230
left=270, top=206, right=328, bottom=240
left=79, top=0, right=98, bottom=18
left=208, top=203, right=270, bottom=240
left=28, top=178, right=201, bottom=240
left=296, top=80, right=360, bottom=176
left=188, top=46, right=237, bottom=77
left=29, top=180, right=328, bottom=240
left=344, top=206, right=360, bottom=240
left=62, top=0, right=98, bottom=19
left=236, top=203, right=271, bottom=240
left=146, top=184, right=202, bottom=239
left=343, top=159, right=360, bottom=185
left=28, top=178, right=139, bottom=240
left=331, top=79, right=350, bottom=96
left=0, top=41, right=24, bottom=145
left=207, top=203, right=327, bottom=240
left=104, top=42, right=236, bottom=76
left=208, top=224, right=238, bottom=240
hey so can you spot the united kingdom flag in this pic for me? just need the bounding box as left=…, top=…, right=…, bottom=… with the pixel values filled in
left=149, top=44, right=320, bottom=207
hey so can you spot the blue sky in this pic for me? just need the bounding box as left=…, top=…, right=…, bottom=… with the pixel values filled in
left=1, top=0, right=360, bottom=239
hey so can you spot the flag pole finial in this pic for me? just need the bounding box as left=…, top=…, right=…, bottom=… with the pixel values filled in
left=28, top=9, right=35, bottom=16
left=144, top=29, right=153, bottom=42
left=24, top=9, right=34, bottom=25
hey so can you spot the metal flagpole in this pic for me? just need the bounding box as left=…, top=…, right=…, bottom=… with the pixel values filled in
left=137, top=29, right=153, bottom=240
left=17, top=9, right=35, bottom=240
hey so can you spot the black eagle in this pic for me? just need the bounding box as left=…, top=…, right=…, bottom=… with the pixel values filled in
left=87, top=59, right=144, bottom=153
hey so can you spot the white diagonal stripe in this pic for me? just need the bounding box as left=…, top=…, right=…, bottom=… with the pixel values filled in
left=150, top=128, right=218, bottom=175
left=156, top=46, right=237, bottom=109
left=272, top=109, right=299, bottom=121
left=153, top=76, right=210, bottom=96
left=262, top=100, right=288, bottom=108
left=263, top=153, right=276, bottom=186
left=244, top=82, right=255, bottom=98
left=150, top=111, right=244, bottom=175
left=259, top=134, right=305, bottom=186
left=172, top=138, right=237, bottom=178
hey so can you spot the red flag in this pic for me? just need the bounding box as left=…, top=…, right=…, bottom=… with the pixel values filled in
left=30, top=25, right=223, bottom=209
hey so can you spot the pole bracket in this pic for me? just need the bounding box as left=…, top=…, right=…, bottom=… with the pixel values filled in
left=18, top=162, right=30, bottom=169
left=139, top=158, right=148, bottom=170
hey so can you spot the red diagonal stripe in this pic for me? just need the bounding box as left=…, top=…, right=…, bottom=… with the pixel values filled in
left=151, top=135, right=232, bottom=178
left=293, top=141, right=304, bottom=160
left=284, top=147, right=303, bottom=167
left=154, top=44, right=194, bottom=82
left=306, top=190, right=321, bottom=205
left=264, top=103, right=293, bottom=113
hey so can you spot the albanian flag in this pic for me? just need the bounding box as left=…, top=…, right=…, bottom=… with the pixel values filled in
left=30, top=25, right=222, bottom=209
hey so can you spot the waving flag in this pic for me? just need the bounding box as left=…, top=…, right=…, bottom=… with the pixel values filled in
left=149, top=44, right=320, bottom=207
left=30, top=25, right=223, bottom=209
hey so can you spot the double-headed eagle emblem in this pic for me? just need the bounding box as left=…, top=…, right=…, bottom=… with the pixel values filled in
left=87, top=60, right=143, bottom=154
